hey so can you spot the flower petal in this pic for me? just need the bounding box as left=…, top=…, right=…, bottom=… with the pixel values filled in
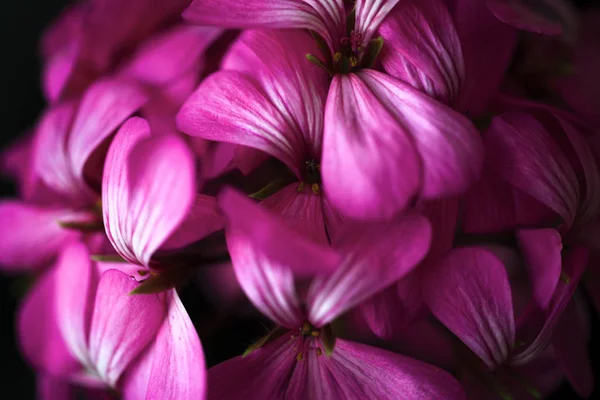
left=68, top=78, right=149, bottom=183
left=288, top=339, right=465, bottom=399
left=307, top=214, right=431, bottom=327
left=88, top=269, right=167, bottom=387
left=0, top=202, right=76, bottom=271
left=422, top=247, right=515, bottom=369
left=516, top=229, right=562, bottom=310
left=487, top=0, right=563, bottom=35
left=54, top=240, right=99, bottom=368
left=120, top=25, right=221, bottom=86
left=218, top=187, right=340, bottom=328
left=321, top=73, right=421, bottom=220
left=103, top=118, right=197, bottom=267
left=453, top=0, right=518, bottom=115
left=17, top=268, right=80, bottom=377
left=484, top=112, right=580, bottom=228
left=379, top=0, right=464, bottom=105
left=183, top=0, right=345, bottom=50
left=355, top=0, right=401, bottom=43
left=121, top=290, right=205, bottom=400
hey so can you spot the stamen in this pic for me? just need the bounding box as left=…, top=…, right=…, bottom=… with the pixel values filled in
left=297, top=182, right=305, bottom=193
left=296, top=352, right=303, bottom=361
left=316, top=347, right=323, bottom=356
left=311, top=183, right=320, bottom=195
left=333, top=52, right=342, bottom=63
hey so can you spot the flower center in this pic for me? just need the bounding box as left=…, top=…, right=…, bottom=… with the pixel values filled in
left=291, top=322, right=324, bottom=361
left=297, top=158, right=321, bottom=195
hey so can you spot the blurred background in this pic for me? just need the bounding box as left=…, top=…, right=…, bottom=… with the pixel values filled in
left=1, top=0, right=599, bottom=398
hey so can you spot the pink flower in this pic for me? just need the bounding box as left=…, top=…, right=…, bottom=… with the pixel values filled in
left=203, top=188, right=465, bottom=398
left=178, top=28, right=482, bottom=221
left=102, top=117, right=224, bottom=276
left=0, top=78, right=148, bottom=272
left=423, top=245, right=590, bottom=398
left=18, top=239, right=205, bottom=399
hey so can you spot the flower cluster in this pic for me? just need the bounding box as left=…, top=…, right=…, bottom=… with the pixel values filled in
left=1, top=0, right=599, bottom=399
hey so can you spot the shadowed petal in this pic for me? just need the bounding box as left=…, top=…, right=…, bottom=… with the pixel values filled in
left=423, top=247, right=515, bottom=369
left=487, top=0, right=563, bottom=35
left=218, top=188, right=340, bottom=328
left=307, top=214, right=431, bottom=327
left=68, top=79, right=149, bottom=183
left=379, top=0, right=464, bottom=105
left=122, top=290, right=205, bottom=400
left=88, top=269, right=167, bottom=387
left=0, top=202, right=77, bottom=271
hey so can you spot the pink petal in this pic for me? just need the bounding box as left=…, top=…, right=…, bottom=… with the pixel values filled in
left=42, top=40, right=82, bottom=103
left=37, top=375, right=75, bottom=400
left=160, top=194, right=224, bottom=251
left=484, top=112, right=580, bottom=228
left=261, top=184, right=329, bottom=246
left=120, top=25, right=221, bottom=86
left=355, top=0, right=401, bottom=43
left=54, top=240, right=99, bottom=368
left=183, top=0, right=345, bottom=50
left=218, top=187, right=340, bottom=328
left=17, top=268, right=80, bottom=377
left=68, top=78, right=149, bottom=183
left=453, top=0, right=519, bottom=115
left=487, top=0, right=563, bottom=35
left=418, top=197, right=459, bottom=264
left=322, top=73, right=421, bottom=220
left=552, top=298, right=593, bottom=397
left=88, top=269, right=167, bottom=387
left=33, top=101, right=93, bottom=204
left=422, top=247, right=515, bottom=369
left=307, top=214, right=432, bottom=327
left=359, top=286, right=401, bottom=339
left=516, top=229, right=562, bottom=310
left=511, top=246, right=589, bottom=365
left=207, top=335, right=298, bottom=399
left=121, top=290, right=205, bottom=400
left=0, top=202, right=76, bottom=271
left=103, top=118, right=197, bottom=267
left=1, top=134, right=39, bottom=200
left=288, top=339, right=465, bottom=399
left=379, top=0, right=464, bottom=105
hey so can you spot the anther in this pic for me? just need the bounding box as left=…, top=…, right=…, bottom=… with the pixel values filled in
left=333, top=52, right=342, bottom=62
left=296, top=352, right=303, bottom=361
left=316, top=347, right=323, bottom=356
left=297, top=182, right=305, bottom=193
left=312, top=183, right=320, bottom=195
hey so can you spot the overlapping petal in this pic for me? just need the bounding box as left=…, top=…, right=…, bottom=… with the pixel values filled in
left=487, top=0, right=563, bottom=35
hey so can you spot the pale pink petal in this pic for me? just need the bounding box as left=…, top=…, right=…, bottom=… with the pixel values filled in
left=88, top=269, right=167, bottom=387
left=487, top=0, right=563, bottom=35
left=17, top=268, right=80, bottom=377
left=379, top=0, right=464, bottom=105
left=322, top=73, right=421, bottom=220
left=422, top=247, right=515, bottom=369
left=484, top=112, right=579, bottom=228
left=68, top=78, right=149, bottom=183
left=0, top=202, right=76, bottom=271
left=120, top=25, right=221, bottom=86
left=218, top=188, right=340, bottom=327
left=221, top=30, right=329, bottom=159
left=453, top=0, right=519, bottom=115
left=207, top=335, right=298, bottom=399
left=183, top=0, right=345, bottom=50
left=516, top=229, right=562, bottom=310
left=511, top=246, right=588, bottom=365
left=103, top=119, right=197, bottom=267
left=355, top=0, right=401, bottom=43
left=160, top=194, right=224, bottom=251
left=307, top=214, right=432, bottom=327
left=121, top=290, right=205, bottom=400
left=552, top=298, right=593, bottom=397
left=287, top=339, right=465, bottom=399
left=261, top=184, right=329, bottom=246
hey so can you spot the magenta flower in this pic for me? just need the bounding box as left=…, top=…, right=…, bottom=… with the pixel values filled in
left=202, top=188, right=465, bottom=398
left=102, top=117, right=223, bottom=275
left=18, top=239, right=205, bottom=399
left=423, top=246, right=590, bottom=398
left=0, top=78, right=148, bottom=272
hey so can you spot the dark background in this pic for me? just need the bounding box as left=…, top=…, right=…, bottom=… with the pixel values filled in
left=1, top=0, right=599, bottom=399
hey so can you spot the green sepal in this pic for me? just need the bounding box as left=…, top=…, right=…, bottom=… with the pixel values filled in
left=130, top=267, right=189, bottom=295
left=360, top=37, right=384, bottom=69
left=306, top=54, right=333, bottom=77
left=243, top=326, right=289, bottom=357
left=58, top=219, right=104, bottom=233
left=90, top=254, right=127, bottom=263
left=321, top=324, right=336, bottom=356
left=249, top=178, right=288, bottom=201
